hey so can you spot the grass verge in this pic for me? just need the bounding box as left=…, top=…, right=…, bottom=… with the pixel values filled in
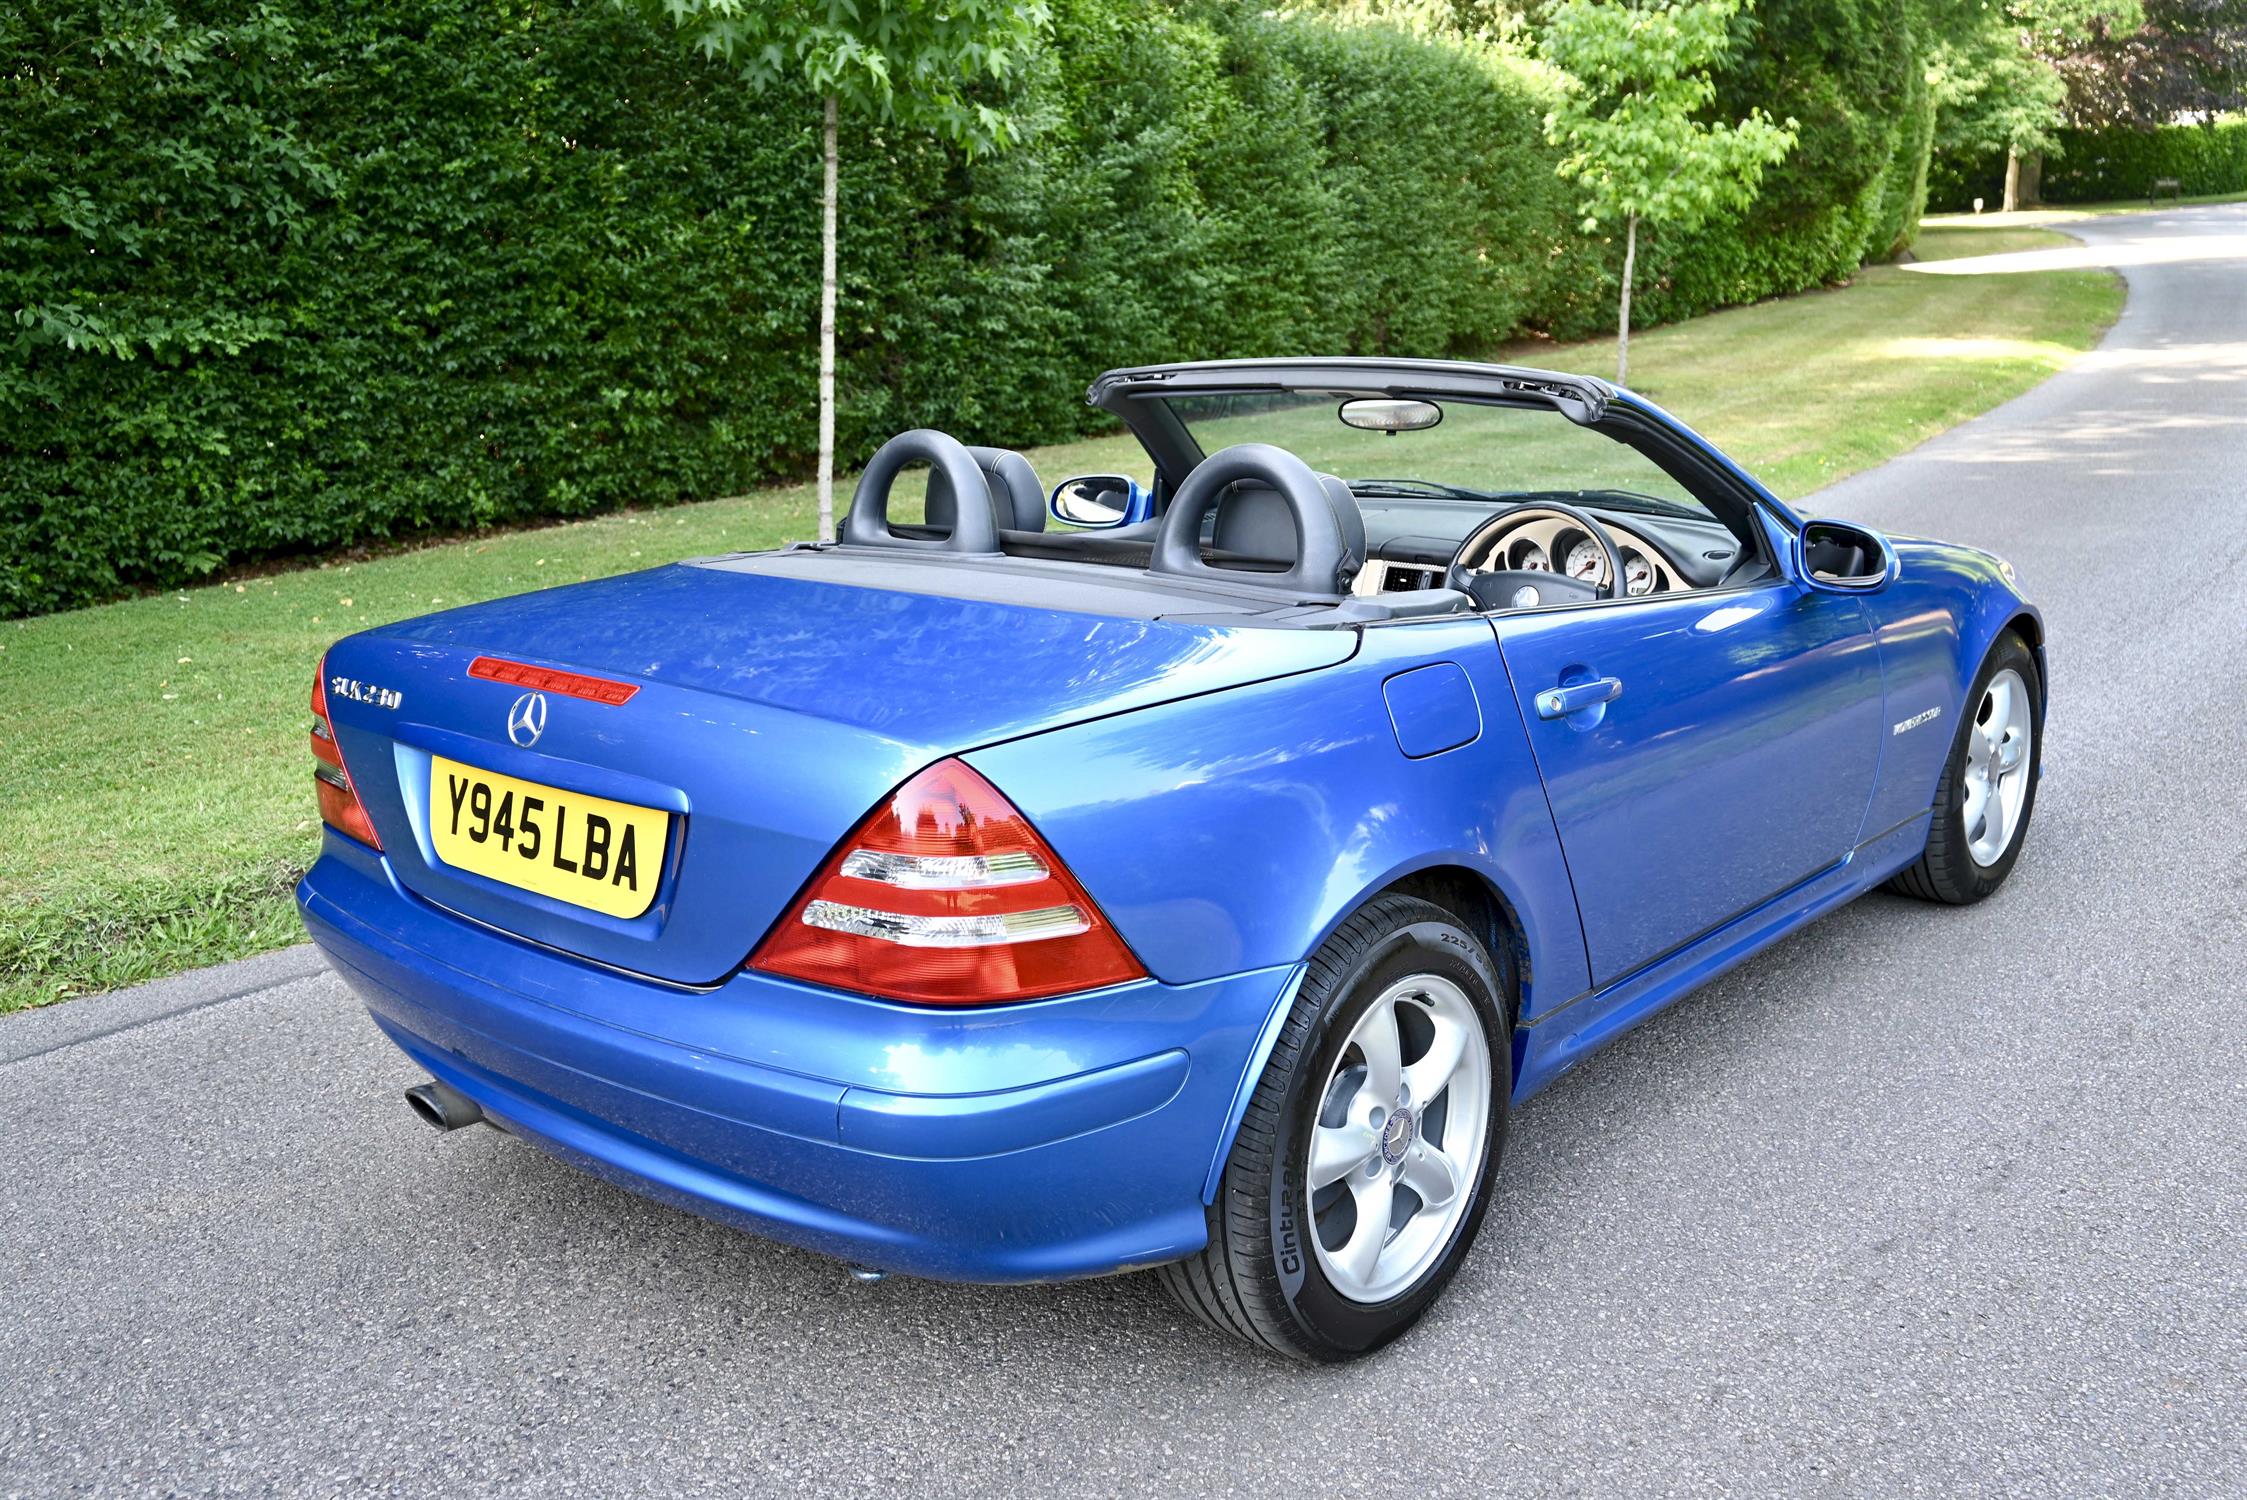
left=1923, top=188, right=2247, bottom=230
left=0, top=219, right=2121, bottom=1012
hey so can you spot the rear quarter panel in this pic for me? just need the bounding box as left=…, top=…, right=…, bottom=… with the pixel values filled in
left=967, top=616, right=1591, bottom=1017
left=1859, top=538, right=2046, bottom=837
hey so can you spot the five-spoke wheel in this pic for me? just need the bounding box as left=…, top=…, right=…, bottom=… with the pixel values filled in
left=1889, top=630, right=2043, bottom=904
left=1963, top=666, right=2032, bottom=867
left=1307, top=975, right=1491, bottom=1304
left=1158, top=893, right=1511, bottom=1362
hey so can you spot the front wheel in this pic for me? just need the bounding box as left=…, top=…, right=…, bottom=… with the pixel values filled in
left=1888, top=631, right=2043, bottom=904
left=1157, top=894, right=1512, bottom=1362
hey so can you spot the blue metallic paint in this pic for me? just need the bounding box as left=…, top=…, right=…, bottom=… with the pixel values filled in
left=1857, top=539, right=2045, bottom=838
left=1381, top=661, right=1484, bottom=759
left=302, top=829, right=1299, bottom=1281
left=319, top=566, right=1351, bottom=984
left=297, top=377, right=2044, bottom=1286
left=1513, top=810, right=1935, bottom=1097
left=970, top=615, right=1593, bottom=1008
left=1490, top=580, right=1884, bottom=986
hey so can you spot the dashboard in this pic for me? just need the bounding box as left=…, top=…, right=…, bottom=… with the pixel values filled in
left=1345, top=496, right=1748, bottom=602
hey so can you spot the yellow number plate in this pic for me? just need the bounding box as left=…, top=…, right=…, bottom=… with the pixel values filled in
left=429, top=756, right=668, bottom=919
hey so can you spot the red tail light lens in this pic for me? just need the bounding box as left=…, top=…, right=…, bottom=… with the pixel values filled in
left=750, top=759, right=1145, bottom=1005
left=310, top=664, right=383, bottom=850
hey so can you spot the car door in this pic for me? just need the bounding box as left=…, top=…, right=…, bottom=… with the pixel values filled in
left=1490, top=572, right=1885, bottom=989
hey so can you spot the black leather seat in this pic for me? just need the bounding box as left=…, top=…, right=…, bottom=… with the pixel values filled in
left=926, top=446, right=1047, bottom=534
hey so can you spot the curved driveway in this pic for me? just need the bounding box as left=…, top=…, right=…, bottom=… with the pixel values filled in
left=4, top=206, right=2243, bottom=1497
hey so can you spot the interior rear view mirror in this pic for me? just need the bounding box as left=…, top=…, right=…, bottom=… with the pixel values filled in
left=1338, top=398, right=1442, bottom=434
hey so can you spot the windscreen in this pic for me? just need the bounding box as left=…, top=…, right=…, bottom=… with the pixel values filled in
left=1159, top=390, right=1717, bottom=525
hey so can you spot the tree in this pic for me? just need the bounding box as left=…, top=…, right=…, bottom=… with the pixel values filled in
left=1539, top=0, right=1795, bottom=385
left=618, top=1, right=1050, bottom=541
left=1286, top=0, right=1526, bottom=45
left=1927, top=0, right=2143, bottom=208
left=2053, top=0, right=2247, bottom=126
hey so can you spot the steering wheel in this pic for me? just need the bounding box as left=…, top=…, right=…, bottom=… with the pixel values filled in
left=840, top=428, right=1002, bottom=554
left=1147, top=443, right=1356, bottom=596
left=1445, top=500, right=1628, bottom=610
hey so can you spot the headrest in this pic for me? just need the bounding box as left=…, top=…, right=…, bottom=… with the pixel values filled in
left=926, top=446, right=1047, bottom=534
left=1209, top=473, right=1365, bottom=584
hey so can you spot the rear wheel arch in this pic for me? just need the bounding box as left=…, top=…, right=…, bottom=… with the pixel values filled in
left=1200, top=865, right=1528, bottom=1207
left=1378, top=867, right=1526, bottom=1034
left=1163, top=891, right=1514, bottom=1360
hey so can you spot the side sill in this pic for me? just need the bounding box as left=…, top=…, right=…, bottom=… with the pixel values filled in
left=1513, top=811, right=1933, bottom=1101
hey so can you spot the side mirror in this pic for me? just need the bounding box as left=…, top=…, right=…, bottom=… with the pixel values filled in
left=1050, top=474, right=1137, bottom=530
left=1796, top=519, right=1897, bottom=592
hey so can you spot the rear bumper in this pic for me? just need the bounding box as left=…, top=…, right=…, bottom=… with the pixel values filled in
left=297, top=834, right=1297, bottom=1283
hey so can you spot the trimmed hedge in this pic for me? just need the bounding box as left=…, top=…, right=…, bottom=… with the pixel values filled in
left=2041, top=117, right=2247, bottom=200
left=3, top=3, right=829, bottom=616
left=3, top=0, right=1925, bottom=617
left=1929, top=118, right=2247, bottom=210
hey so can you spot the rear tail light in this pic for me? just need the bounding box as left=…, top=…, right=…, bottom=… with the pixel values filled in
left=310, top=663, right=382, bottom=850
left=750, top=759, right=1144, bottom=1005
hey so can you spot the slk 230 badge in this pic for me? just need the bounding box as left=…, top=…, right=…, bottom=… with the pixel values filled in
left=329, top=675, right=404, bottom=711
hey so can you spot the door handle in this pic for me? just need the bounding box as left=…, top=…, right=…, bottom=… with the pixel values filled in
left=1536, top=676, right=1623, bottom=720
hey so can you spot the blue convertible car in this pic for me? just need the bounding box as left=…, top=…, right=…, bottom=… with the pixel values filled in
left=299, top=358, right=2045, bottom=1360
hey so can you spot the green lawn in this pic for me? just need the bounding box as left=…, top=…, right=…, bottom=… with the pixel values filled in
left=0, top=219, right=2120, bottom=1012
left=1924, top=188, right=2247, bottom=230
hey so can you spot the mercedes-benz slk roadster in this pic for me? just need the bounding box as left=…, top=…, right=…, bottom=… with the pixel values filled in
left=298, top=358, right=2045, bottom=1361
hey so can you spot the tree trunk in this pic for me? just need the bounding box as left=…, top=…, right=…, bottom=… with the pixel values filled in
left=1616, top=212, right=1637, bottom=388
left=2002, top=148, right=2021, bottom=214
left=817, top=95, right=839, bottom=544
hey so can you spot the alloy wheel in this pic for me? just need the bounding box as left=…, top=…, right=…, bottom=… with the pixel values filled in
left=1964, top=666, right=2033, bottom=867
left=1305, top=973, right=1492, bottom=1304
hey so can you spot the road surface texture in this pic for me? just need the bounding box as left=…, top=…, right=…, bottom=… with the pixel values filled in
left=4, top=206, right=2242, bottom=1498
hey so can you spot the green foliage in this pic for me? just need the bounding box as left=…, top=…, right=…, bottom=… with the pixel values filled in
left=1928, top=0, right=2144, bottom=161
left=1931, top=24, right=2072, bottom=158
left=1540, top=0, right=1798, bottom=234
left=1926, top=139, right=2009, bottom=207
left=1931, top=113, right=2247, bottom=203
left=3, top=1, right=833, bottom=618
left=1867, top=52, right=1939, bottom=256
left=1248, top=17, right=1608, bottom=352
left=1926, top=115, right=2247, bottom=205
left=1, top=0, right=1945, bottom=617
left=2043, top=113, right=2247, bottom=194
left=1609, top=0, right=1935, bottom=324
left=616, top=1, right=1051, bottom=149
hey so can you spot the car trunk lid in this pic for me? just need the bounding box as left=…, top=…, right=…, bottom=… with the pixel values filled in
left=319, top=564, right=1355, bottom=984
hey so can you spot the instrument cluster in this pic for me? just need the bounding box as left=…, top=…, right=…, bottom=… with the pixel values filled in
left=1474, top=514, right=1678, bottom=597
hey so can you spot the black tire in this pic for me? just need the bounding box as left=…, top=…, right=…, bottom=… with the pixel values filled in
left=1888, top=630, right=2043, bottom=904
left=1157, top=893, right=1513, bottom=1363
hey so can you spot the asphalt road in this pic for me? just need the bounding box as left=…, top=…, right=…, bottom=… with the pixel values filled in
left=5, top=206, right=2244, bottom=1499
